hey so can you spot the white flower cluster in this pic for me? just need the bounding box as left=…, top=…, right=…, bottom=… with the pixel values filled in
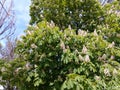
left=31, top=44, right=37, bottom=49
left=94, top=75, right=101, bottom=80
left=108, top=42, right=115, bottom=48
left=78, top=29, right=87, bottom=36
left=25, top=62, right=32, bottom=70
left=15, top=67, right=22, bottom=74
left=60, top=40, right=67, bottom=52
left=82, top=45, right=88, bottom=54
left=104, top=68, right=111, bottom=76
left=1, top=67, right=6, bottom=72
left=115, top=10, right=120, bottom=17
left=110, top=55, right=114, bottom=60
left=49, top=21, right=55, bottom=28
left=27, top=31, right=32, bottom=35
left=78, top=54, right=90, bottom=62
left=113, top=69, right=118, bottom=75
left=98, top=54, right=107, bottom=60
left=85, top=55, right=90, bottom=62
left=78, top=45, right=90, bottom=62
left=93, top=29, right=98, bottom=36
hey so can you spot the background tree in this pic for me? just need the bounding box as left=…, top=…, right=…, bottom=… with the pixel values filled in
left=30, top=0, right=120, bottom=37
left=30, top=0, right=120, bottom=49
left=0, top=0, right=15, bottom=39
left=30, top=0, right=105, bottom=32
left=0, top=0, right=15, bottom=89
left=0, top=38, right=19, bottom=90
left=0, top=37, right=32, bottom=90
left=0, top=37, right=16, bottom=61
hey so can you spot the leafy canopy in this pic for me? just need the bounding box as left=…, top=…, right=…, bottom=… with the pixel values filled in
left=16, top=21, right=120, bottom=90
left=1, top=0, right=120, bottom=90
left=30, top=0, right=105, bottom=32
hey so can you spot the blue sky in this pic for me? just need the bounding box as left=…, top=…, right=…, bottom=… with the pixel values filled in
left=14, top=0, right=31, bottom=37
left=0, top=0, right=31, bottom=46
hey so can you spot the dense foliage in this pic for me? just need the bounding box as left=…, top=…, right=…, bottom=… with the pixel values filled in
left=30, top=0, right=120, bottom=32
left=0, top=0, right=120, bottom=90
left=30, top=0, right=105, bottom=32
left=15, top=21, right=120, bottom=90
left=30, top=0, right=120, bottom=44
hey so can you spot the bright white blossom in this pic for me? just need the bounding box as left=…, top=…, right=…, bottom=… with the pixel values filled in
left=15, top=67, right=21, bottom=72
left=34, top=64, right=38, bottom=68
left=79, top=54, right=84, bottom=61
left=78, top=29, right=87, bottom=36
left=49, top=21, right=55, bottom=28
left=94, top=75, right=101, bottom=80
left=60, top=40, right=65, bottom=50
left=82, top=45, right=88, bottom=54
left=104, top=68, right=110, bottom=76
left=75, top=49, right=79, bottom=54
left=64, top=33, right=67, bottom=39
left=31, top=44, right=37, bottom=49
left=68, top=25, right=72, bottom=30
left=108, top=9, right=113, bottom=14
left=66, top=45, right=69, bottom=49
left=110, top=55, right=115, bottom=60
left=101, top=54, right=107, bottom=60
left=27, top=31, right=32, bottom=35
left=113, top=69, right=118, bottom=75
left=116, top=34, right=120, bottom=38
left=108, top=42, right=115, bottom=48
left=114, top=10, right=120, bottom=17
left=84, top=55, right=90, bottom=62
left=1, top=67, right=6, bottom=72
left=93, top=29, right=98, bottom=36
left=40, top=14, right=44, bottom=18
left=25, top=62, right=31, bottom=70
